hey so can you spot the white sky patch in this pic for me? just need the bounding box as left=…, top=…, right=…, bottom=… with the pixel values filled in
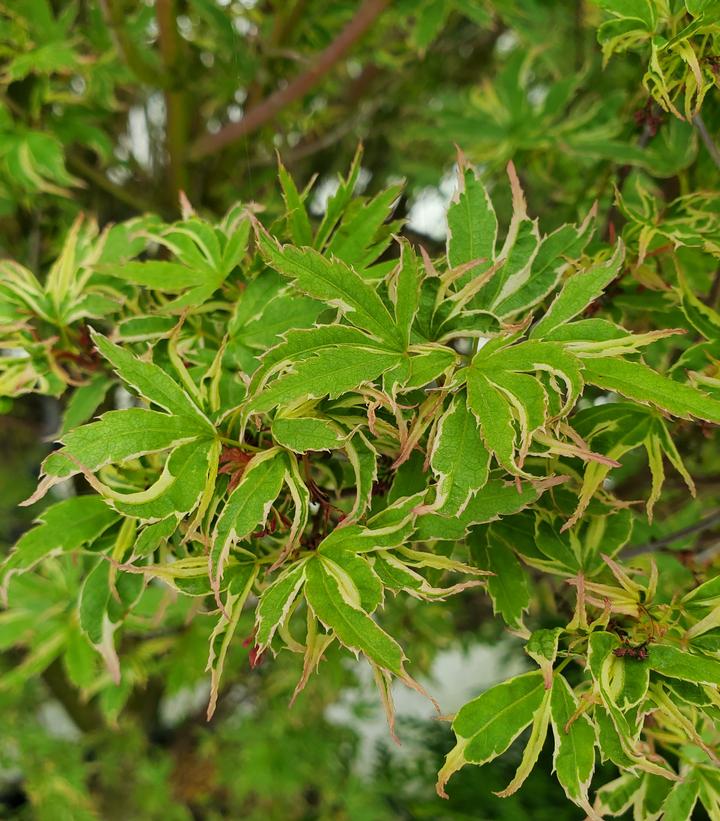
left=177, top=15, right=193, bottom=38
left=108, top=165, right=132, bottom=185
left=233, top=16, right=256, bottom=35
left=128, top=106, right=151, bottom=171
left=593, top=394, right=615, bottom=405
left=115, top=386, right=139, bottom=410
left=407, top=187, right=448, bottom=242
left=355, top=166, right=372, bottom=194
left=439, top=165, right=459, bottom=200
left=310, top=176, right=340, bottom=216
left=407, top=165, right=460, bottom=242
left=227, top=104, right=243, bottom=122
left=496, top=29, right=519, bottom=55
left=146, top=91, right=166, bottom=130
left=528, top=83, right=549, bottom=108
left=455, top=337, right=488, bottom=355
left=160, top=680, right=211, bottom=727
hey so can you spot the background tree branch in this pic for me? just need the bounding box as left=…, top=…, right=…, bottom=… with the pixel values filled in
left=190, top=0, right=390, bottom=159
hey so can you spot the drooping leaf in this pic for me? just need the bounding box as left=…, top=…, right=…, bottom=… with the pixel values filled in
left=210, top=450, right=287, bottom=590
left=582, top=357, right=720, bottom=423
left=494, top=686, right=552, bottom=797
left=551, top=675, right=596, bottom=811
left=304, top=556, right=405, bottom=675
left=437, top=671, right=546, bottom=797
left=255, top=560, right=309, bottom=650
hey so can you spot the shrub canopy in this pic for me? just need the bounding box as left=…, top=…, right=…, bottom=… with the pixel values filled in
left=1, top=1, right=720, bottom=818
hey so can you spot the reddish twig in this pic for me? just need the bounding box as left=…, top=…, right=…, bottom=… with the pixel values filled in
left=190, top=0, right=389, bottom=159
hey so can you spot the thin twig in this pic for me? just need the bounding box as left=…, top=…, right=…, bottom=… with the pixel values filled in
left=156, top=0, right=188, bottom=204
left=248, top=118, right=359, bottom=169
left=623, top=508, right=720, bottom=557
left=190, top=0, right=390, bottom=159
left=693, top=113, right=720, bottom=170
left=249, top=63, right=381, bottom=168
left=67, top=154, right=162, bottom=215
left=696, top=542, right=720, bottom=564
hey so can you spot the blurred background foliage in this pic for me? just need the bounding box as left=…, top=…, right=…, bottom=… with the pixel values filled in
left=1, top=0, right=719, bottom=817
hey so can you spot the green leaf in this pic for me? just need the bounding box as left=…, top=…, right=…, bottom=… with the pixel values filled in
left=39, top=408, right=207, bottom=484
left=649, top=645, right=720, bottom=686
left=525, top=628, right=562, bottom=686
left=60, top=375, right=112, bottom=435
left=415, top=477, right=546, bottom=541
left=495, top=687, right=552, bottom=797
left=271, top=416, right=343, bottom=453
left=532, top=520, right=577, bottom=570
left=437, top=671, right=546, bottom=797
left=318, top=546, right=383, bottom=613
left=387, top=239, right=422, bottom=349
left=530, top=243, right=624, bottom=339
left=582, top=357, right=720, bottom=423
left=317, top=495, right=421, bottom=556
left=470, top=530, right=530, bottom=629
left=108, top=439, right=219, bottom=522
left=247, top=345, right=401, bottom=415
left=344, top=432, right=378, bottom=522
left=1, top=496, right=117, bottom=594
left=466, top=339, right=580, bottom=471
left=660, top=772, right=700, bottom=821
left=210, top=450, right=287, bottom=590
left=91, top=331, right=212, bottom=427
left=430, top=395, right=490, bottom=514
left=678, top=277, right=720, bottom=341
left=116, top=315, right=177, bottom=342
left=446, top=162, right=497, bottom=286
left=495, top=211, right=596, bottom=317
left=78, top=560, right=121, bottom=682
left=550, top=675, right=596, bottom=808
left=468, top=163, right=539, bottom=310
left=99, top=260, right=205, bottom=290
left=133, top=516, right=177, bottom=558
left=247, top=325, right=376, bottom=395
left=412, top=0, right=451, bottom=52
left=278, top=159, right=313, bottom=246
left=313, top=145, right=364, bottom=250
left=63, top=626, right=97, bottom=690
left=304, top=556, right=405, bottom=675
left=257, top=230, right=402, bottom=347
left=255, top=560, right=308, bottom=649
left=228, top=272, right=323, bottom=362
left=397, top=346, right=457, bottom=390
left=595, top=774, right=643, bottom=817
left=611, top=653, right=650, bottom=710
left=594, top=705, right=637, bottom=770
left=466, top=372, right=517, bottom=472
left=206, top=562, right=258, bottom=719
left=326, top=184, right=402, bottom=272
